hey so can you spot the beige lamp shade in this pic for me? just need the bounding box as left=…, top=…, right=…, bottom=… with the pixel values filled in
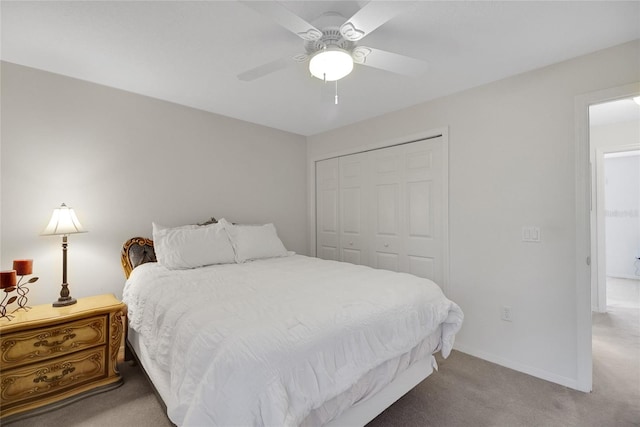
left=42, top=203, right=87, bottom=236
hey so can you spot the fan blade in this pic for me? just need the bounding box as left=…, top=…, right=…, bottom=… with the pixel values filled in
left=240, top=1, right=322, bottom=41
left=353, top=46, right=428, bottom=77
left=340, top=1, right=415, bottom=41
left=237, top=57, right=290, bottom=81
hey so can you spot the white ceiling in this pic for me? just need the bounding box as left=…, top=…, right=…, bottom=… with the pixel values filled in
left=2, top=1, right=639, bottom=136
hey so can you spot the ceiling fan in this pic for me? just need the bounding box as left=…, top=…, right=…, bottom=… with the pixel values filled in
left=237, top=1, right=429, bottom=83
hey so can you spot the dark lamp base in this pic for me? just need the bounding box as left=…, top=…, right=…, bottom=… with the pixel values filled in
left=53, top=297, right=77, bottom=307
left=54, top=282, right=76, bottom=307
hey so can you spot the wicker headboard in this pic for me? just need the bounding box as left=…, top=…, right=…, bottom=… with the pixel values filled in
left=121, top=237, right=156, bottom=279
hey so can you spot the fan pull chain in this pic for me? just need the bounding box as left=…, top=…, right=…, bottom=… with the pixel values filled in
left=318, top=73, right=340, bottom=105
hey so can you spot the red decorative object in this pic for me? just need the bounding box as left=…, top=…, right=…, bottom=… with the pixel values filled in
left=12, top=259, right=33, bottom=276
left=9, top=261, right=38, bottom=314
left=1, top=271, right=18, bottom=321
left=0, top=271, right=17, bottom=289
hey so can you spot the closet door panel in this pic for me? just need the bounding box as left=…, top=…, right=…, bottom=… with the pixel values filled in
left=403, top=140, right=442, bottom=281
left=316, top=158, right=340, bottom=261
left=341, top=188, right=361, bottom=233
left=407, top=180, right=432, bottom=238
left=341, top=185, right=363, bottom=265
left=376, top=252, right=400, bottom=272
left=318, top=188, right=339, bottom=260
left=370, top=146, right=403, bottom=270
left=408, top=255, right=434, bottom=279
left=339, top=153, right=369, bottom=265
left=375, top=183, right=399, bottom=235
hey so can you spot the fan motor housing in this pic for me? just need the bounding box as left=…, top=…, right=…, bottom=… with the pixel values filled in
left=305, top=27, right=355, bottom=55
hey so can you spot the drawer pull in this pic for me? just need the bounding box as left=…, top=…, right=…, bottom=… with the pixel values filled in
left=34, top=333, right=77, bottom=348
left=33, top=367, right=76, bottom=383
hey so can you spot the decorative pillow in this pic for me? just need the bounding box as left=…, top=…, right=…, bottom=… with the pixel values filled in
left=152, top=221, right=235, bottom=269
left=220, top=219, right=288, bottom=263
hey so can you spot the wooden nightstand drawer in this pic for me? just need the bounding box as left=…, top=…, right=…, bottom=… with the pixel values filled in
left=0, top=294, right=125, bottom=421
left=1, top=316, right=107, bottom=370
left=0, top=346, right=107, bottom=409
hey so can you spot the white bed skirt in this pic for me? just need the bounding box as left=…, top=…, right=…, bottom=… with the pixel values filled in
left=127, top=325, right=441, bottom=426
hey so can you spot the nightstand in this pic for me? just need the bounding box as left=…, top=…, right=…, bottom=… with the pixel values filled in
left=0, top=294, right=125, bottom=421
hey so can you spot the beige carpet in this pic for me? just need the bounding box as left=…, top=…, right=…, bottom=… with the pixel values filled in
left=7, top=279, right=639, bottom=427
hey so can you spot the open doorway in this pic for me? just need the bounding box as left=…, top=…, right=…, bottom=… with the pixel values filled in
left=575, top=83, right=639, bottom=393
left=601, top=151, right=640, bottom=311
left=588, top=98, right=640, bottom=398
left=589, top=99, right=640, bottom=312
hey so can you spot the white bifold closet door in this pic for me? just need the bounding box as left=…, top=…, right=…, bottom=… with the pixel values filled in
left=339, top=152, right=369, bottom=266
left=315, top=137, right=445, bottom=284
left=316, top=157, right=340, bottom=261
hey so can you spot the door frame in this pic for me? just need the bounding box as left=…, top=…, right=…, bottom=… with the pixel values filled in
left=307, top=127, right=450, bottom=292
left=574, top=82, right=640, bottom=392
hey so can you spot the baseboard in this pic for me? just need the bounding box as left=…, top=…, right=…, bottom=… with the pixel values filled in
left=452, top=343, right=585, bottom=392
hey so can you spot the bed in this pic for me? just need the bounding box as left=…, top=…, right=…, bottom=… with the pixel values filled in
left=121, top=219, right=463, bottom=426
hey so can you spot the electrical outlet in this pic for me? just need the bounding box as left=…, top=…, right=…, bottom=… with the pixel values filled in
left=501, top=306, right=513, bottom=322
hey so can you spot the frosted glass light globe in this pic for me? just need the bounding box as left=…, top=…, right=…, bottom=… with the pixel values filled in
left=309, top=48, right=354, bottom=81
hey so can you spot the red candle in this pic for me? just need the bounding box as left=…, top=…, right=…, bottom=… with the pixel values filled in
left=12, top=259, right=33, bottom=276
left=0, top=270, right=17, bottom=289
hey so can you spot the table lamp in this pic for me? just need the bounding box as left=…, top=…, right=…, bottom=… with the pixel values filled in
left=42, top=203, right=87, bottom=307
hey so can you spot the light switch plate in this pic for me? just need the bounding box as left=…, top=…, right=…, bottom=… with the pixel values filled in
left=522, top=226, right=541, bottom=242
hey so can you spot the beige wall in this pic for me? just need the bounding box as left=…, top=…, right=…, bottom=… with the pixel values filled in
left=1, top=61, right=308, bottom=305
left=2, top=39, right=639, bottom=391
left=308, top=40, right=640, bottom=388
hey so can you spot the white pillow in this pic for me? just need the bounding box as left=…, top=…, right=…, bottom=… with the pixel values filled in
left=220, top=219, right=288, bottom=263
left=152, top=222, right=198, bottom=233
left=152, top=221, right=235, bottom=269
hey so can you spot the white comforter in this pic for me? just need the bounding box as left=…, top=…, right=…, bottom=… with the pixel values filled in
left=123, top=254, right=463, bottom=426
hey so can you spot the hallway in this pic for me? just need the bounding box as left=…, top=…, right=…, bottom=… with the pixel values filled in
left=592, top=277, right=640, bottom=406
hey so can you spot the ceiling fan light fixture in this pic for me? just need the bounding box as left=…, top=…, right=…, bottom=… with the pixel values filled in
left=309, top=48, right=354, bottom=81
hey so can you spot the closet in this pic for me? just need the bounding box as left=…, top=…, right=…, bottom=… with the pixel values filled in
left=315, top=137, right=446, bottom=284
